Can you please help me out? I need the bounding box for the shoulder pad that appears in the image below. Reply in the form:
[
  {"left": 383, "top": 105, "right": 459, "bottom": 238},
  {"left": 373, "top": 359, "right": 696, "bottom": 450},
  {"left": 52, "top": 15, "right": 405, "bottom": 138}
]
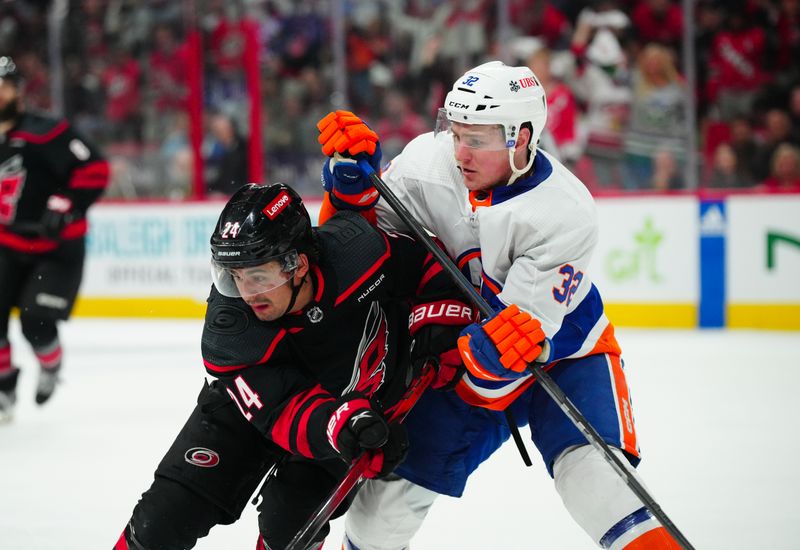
[
  {"left": 317, "top": 211, "right": 388, "bottom": 290},
  {"left": 13, "top": 112, "right": 69, "bottom": 141},
  {"left": 202, "top": 286, "right": 286, "bottom": 370}
]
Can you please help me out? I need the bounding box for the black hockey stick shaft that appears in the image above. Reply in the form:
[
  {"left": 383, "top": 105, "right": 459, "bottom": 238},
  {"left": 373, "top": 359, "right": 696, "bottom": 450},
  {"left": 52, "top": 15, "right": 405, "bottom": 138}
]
[
  {"left": 358, "top": 159, "right": 695, "bottom": 550},
  {"left": 286, "top": 365, "right": 436, "bottom": 550}
]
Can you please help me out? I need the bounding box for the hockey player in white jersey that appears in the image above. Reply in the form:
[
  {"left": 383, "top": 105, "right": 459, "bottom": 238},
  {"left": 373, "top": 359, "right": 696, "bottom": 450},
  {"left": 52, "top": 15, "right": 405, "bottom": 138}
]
[{"left": 316, "top": 61, "right": 681, "bottom": 549}]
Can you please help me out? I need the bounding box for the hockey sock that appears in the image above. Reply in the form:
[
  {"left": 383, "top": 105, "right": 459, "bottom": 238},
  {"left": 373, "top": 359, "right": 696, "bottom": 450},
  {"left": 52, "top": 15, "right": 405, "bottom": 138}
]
[
  {"left": 599, "top": 507, "right": 681, "bottom": 549},
  {"left": 0, "top": 340, "right": 11, "bottom": 373},
  {"left": 34, "top": 339, "right": 63, "bottom": 371},
  {"left": 34, "top": 339, "right": 62, "bottom": 405}
]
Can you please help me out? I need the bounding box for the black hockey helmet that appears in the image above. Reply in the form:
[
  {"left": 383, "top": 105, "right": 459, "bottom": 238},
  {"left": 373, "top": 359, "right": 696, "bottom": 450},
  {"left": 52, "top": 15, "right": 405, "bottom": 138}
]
[
  {"left": 210, "top": 183, "right": 318, "bottom": 297},
  {"left": 0, "top": 56, "right": 21, "bottom": 84}
]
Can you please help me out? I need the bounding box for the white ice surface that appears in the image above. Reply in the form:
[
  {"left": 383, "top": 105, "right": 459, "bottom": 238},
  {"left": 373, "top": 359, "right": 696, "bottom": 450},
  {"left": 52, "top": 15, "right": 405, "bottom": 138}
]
[{"left": 1, "top": 320, "right": 799, "bottom": 549}]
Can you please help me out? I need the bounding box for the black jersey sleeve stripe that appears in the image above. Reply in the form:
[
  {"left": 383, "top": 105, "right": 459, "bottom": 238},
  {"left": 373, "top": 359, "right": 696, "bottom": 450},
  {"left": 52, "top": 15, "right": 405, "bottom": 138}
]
[
  {"left": 270, "top": 385, "right": 334, "bottom": 458},
  {"left": 203, "top": 358, "right": 247, "bottom": 374},
  {"left": 9, "top": 120, "right": 69, "bottom": 144},
  {"left": 68, "top": 160, "right": 110, "bottom": 189},
  {"left": 334, "top": 232, "right": 391, "bottom": 306}
]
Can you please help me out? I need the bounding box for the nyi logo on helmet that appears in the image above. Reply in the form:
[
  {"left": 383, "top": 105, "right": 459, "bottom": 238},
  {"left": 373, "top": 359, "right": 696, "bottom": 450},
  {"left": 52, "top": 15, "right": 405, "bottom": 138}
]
[{"left": 262, "top": 191, "right": 291, "bottom": 220}]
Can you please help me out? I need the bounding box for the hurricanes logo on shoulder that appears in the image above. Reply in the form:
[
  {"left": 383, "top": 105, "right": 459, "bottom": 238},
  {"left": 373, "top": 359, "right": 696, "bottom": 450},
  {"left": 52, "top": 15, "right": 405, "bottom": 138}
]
[
  {"left": 184, "top": 447, "right": 220, "bottom": 468},
  {"left": 263, "top": 192, "right": 291, "bottom": 220}
]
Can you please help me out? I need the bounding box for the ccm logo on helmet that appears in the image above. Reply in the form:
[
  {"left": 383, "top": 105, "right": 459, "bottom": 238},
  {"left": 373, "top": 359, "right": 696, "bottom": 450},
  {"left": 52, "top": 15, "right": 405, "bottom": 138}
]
[
  {"left": 448, "top": 101, "right": 470, "bottom": 109},
  {"left": 263, "top": 191, "right": 291, "bottom": 220}
]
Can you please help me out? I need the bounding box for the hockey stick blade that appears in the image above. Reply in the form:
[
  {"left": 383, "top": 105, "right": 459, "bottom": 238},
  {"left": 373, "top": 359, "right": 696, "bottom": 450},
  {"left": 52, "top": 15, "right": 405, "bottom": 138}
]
[
  {"left": 357, "top": 159, "right": 695, "bottom": 550},
  {"left": 286, "top": 365, "right": 436, "bottom": 550}
]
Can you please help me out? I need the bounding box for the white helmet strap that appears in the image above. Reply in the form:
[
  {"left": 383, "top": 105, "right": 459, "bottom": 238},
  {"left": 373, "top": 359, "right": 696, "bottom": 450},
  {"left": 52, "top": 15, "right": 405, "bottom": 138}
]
[{"left": 507, "top": 137, "right": 536, "bottom": 186}]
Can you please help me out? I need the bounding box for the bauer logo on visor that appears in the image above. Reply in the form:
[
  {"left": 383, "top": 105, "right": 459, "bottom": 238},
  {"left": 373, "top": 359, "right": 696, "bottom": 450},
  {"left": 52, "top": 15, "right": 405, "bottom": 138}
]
[{"left": 262, "top": 191, "right": 291, "bottom": 220}]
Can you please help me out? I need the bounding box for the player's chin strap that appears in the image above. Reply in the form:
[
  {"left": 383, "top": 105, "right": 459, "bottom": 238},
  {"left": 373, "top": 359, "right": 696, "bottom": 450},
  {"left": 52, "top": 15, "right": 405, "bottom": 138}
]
[
  {"left": 506, "top": 143, "right": 536, "bottom": 186},
  {"left": 283, "top": 273, "right": 309, "bottom": 317}
]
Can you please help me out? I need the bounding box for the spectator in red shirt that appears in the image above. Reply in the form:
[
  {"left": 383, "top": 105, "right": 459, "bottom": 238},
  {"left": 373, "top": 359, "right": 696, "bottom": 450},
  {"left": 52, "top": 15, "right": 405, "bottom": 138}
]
[
  {"left": 149, "top": 24, "right": 189, "bottom": 114},
  {"left": 527, "top": 47, "right": 582, "bottom": 167},
  {"left": 16, "top": 52, "right": 50, "bottom": 112},
  {"left": 631, "top": 0, "right": 684, "bottom": 51},
  {"left": 774, "top": 0, "right": 800, "bottom": 75},
  {"left": 101, "top": 45, "right": 142, "bottom": 142},
  {"left": 510, "top": 0, "right": 573, "bottom": 50},
  {"left": 706, "top": 5, "right": 770, "bottom": 120}
]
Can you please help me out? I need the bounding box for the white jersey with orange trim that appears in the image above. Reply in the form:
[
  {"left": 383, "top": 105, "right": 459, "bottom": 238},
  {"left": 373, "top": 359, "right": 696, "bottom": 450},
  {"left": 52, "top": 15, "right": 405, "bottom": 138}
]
[{"left": 374, "top": 131, "right": 621, "bottom": 409}]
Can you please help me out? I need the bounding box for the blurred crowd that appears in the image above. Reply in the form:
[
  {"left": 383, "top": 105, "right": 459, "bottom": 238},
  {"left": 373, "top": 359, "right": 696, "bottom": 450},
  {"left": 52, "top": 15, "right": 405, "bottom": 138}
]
[{"left": 3, "top": 0, "right": 800, "bottom": 198}]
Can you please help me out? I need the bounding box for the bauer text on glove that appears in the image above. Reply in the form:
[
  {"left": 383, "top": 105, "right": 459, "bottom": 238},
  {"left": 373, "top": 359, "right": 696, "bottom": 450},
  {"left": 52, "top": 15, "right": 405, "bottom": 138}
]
[
  {"left": 409, "top": 299, "right": 476, "bottom": 390},
  {"left": 325, "top": 392, "right": 408, "bottom": 478}
]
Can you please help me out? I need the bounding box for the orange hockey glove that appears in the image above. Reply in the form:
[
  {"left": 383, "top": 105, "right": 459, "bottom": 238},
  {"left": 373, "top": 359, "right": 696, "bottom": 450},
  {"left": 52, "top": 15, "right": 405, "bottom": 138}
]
[
  {"left": 458, "top": 304, "right": 548, "bottom": 381},
  {"left": 317, "top": 110, "right": 379, "bottom": 157}
]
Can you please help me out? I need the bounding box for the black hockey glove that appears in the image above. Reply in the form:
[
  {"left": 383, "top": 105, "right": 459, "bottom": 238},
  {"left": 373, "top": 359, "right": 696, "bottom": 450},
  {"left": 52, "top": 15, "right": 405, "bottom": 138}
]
[
  {"left": 326, "top": 392, "right": 408, "bottom": 478},
  {"left": 39, "top": 195, "right": 75, "bottom": 239},
  {"left": 409, "top": 300, "right": 476, "bottom": 391}
]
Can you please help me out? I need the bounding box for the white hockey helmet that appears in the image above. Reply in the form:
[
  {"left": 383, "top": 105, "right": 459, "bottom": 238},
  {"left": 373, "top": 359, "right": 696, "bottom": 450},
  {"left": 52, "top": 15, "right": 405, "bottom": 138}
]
[{"left": 437, "top": 61, "right": 548, "bottom": 183}]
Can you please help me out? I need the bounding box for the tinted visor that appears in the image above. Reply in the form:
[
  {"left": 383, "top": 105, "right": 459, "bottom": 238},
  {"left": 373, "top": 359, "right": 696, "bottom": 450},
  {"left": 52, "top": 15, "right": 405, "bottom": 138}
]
[
  {"left": 211, "top": 250, "right": 299, "bottom": 298},
  {"left": 434, "top": 108, "right": 510, "bottom": 151}
]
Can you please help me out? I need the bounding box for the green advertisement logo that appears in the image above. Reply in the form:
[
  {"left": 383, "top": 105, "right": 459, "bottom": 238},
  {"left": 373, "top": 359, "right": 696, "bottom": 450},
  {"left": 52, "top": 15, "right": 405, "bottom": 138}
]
[
  {"left": 606, "top": 217, "right": 664, "bottom": 283},
  {"left": 767, "top": 231, "right": 800, "bottom": 270}
]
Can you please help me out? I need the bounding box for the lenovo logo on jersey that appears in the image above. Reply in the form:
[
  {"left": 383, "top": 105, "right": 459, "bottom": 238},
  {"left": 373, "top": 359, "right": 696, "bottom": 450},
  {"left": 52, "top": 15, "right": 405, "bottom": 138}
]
[
  {"left": 263, "top": 192, "right": 291, "bottom": 220},
  {"left": 448, "top": 101, "right": 470, "bottom": 109},
  {"left": 357, "top": 273, "right": 386, "bottom": 302}
]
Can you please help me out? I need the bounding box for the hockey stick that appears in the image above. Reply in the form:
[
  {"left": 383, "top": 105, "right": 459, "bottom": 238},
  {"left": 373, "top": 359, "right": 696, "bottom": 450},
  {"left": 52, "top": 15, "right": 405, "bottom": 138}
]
[
  {"left": 357, "top": 159, "right": 695, "bottom": 550},
  {"left": 286, "top": 364, "right": 436, "bottom": 550}
]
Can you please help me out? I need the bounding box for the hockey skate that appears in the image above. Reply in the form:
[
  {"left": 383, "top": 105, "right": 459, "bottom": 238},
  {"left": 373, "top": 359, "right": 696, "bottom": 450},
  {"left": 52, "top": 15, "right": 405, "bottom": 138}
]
[
  {"left": 0, "top": 367, "right": 20, "bottom": 423},
  {"left": 35, "top": 365, "right": 60, "bottom": 405}
]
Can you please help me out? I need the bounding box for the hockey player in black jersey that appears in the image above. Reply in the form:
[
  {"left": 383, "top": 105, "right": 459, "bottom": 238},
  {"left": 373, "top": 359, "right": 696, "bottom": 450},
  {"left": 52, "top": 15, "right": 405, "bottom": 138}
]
[
  {"left": 0, "top": 55, "right": 109, "bottom": 421},
  {"left": 114, "top": 183, "right": 474, "bottom": 550}
]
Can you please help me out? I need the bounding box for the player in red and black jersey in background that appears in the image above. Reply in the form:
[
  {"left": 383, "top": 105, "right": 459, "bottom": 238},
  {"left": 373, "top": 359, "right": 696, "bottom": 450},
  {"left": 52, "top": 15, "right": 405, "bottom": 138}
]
[
  {"left": 0, "top": 56, "right": 109, "bottom": 422},
  {"left": 114, "top": 183, "right": 474, "bottom": 550}
]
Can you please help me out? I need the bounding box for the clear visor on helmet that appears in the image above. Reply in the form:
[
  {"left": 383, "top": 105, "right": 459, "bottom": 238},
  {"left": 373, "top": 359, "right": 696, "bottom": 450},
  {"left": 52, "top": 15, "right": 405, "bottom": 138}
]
[
  {"left": 434, "top": 108, "right": 510, "bottom": 151},
  {"left": 211, "top": 250, "right": 299, "bottom": 298}
]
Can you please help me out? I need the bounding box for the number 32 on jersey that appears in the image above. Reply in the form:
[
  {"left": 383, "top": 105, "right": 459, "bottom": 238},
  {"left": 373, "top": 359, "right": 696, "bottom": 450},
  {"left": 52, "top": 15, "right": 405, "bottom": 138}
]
[{"left": 552, "top": 264, "right": 583, "bottom": 307}]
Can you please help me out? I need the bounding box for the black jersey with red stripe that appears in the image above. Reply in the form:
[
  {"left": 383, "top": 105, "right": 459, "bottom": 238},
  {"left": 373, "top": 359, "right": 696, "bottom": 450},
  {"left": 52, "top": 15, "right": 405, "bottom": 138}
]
[
  {"left": 0, "top": 112, "right": 109, "bottom": 253},
  {"left": 202, "top": 211, "right": 460, "bottom": 461}
]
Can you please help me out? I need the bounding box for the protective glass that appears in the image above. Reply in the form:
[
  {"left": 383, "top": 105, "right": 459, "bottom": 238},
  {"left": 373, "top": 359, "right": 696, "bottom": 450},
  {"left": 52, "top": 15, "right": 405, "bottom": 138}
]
[
  {"left": 211, "top": 250, "right": 299, "bottom": 298},
  {"left": 434, "top": 108, "right": 510, "bottom": 151}
]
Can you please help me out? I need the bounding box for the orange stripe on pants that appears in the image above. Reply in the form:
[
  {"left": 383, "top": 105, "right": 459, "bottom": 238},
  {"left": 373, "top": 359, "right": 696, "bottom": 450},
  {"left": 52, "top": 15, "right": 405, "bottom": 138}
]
[{"left": 609, "top": 354, "right": 639, "bottom": 459}]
